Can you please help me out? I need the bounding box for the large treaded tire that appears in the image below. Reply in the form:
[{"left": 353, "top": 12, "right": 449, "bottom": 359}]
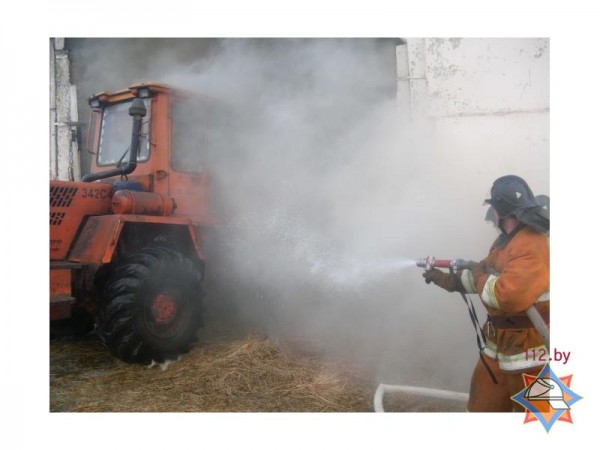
[{"left": 96, "top": 247, "right": 204, "bottom": 364}]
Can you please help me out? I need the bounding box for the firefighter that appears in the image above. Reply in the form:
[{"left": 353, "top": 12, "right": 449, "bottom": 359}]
[{"left": 423, "top": 175, "right": 550, "bottom": 412}]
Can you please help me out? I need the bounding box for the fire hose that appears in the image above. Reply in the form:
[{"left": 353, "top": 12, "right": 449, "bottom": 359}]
[{"left": 374, "top": 384, "right": 468, "bottom": 413}]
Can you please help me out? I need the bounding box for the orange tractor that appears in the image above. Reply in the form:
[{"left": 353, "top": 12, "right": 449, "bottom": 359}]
[{"left": 50, "top": 82, "right": 221, "bottom": 364}]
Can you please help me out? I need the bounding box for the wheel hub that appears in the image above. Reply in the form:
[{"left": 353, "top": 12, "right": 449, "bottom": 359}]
[{"left": 151, "top": 293, "right": 178, "bottom": 325}]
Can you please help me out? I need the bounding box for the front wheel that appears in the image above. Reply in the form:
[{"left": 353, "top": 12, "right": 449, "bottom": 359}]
[{"left": 96, "top": 247, "right": 204, "bottom": 364}]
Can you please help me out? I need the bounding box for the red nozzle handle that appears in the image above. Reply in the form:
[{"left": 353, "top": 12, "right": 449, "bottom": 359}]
[
  {"left": 416, "top": 257, "right": 471, "bottom": 270},
  {"left": 416, "top": 256, "right": 448, "bottom": 270},
  {"left": 432, "top": 259, "right": 452, "bottom": 268}
]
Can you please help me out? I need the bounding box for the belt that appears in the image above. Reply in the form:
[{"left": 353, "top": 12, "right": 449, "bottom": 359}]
[{"left": 488, "top": 309, "right": 550, "bottom": 329}]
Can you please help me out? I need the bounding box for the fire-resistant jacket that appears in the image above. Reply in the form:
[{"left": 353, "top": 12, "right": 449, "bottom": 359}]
[{"left": 460, "top": 226, "right": 550, "bottom": 372}]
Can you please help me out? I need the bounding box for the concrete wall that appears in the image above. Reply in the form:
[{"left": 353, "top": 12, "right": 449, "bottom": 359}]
[{"left": 414, "top": 38, "right": 548, "bottom": 117}]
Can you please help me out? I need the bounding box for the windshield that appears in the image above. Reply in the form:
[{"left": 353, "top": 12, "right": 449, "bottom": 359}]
[{"left": 97, "top": 99, "right": 151, "bottom": 166}]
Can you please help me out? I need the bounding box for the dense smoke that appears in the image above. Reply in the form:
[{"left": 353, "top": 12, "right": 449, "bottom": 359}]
[{"left": 68, "top": 38, "right": 548, "bottom": 392}]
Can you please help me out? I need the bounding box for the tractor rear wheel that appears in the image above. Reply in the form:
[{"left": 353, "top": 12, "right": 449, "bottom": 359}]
[{"left": 96, "top": 247, "right": 204, "bottom": 364}]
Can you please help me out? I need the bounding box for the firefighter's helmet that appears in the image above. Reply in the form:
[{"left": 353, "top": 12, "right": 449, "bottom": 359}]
[{"left": 484, "top": 175, "right": 537, "bottom": 218}]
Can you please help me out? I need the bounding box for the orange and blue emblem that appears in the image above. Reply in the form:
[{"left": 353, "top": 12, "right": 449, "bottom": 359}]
[{"left": 511, "top": 364, "right": 582, "bottom": 432}]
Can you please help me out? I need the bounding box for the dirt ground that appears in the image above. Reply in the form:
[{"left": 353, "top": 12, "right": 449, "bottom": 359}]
[{"left": 50, "top": 326, "right": 466, "bottom": 413}]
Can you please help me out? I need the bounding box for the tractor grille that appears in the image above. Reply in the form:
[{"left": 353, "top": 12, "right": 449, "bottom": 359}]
[
  {"left": 50, "top": 212, "right": 66, "bottom": 226},
  {"left": 50, "top": 186, "right": 78, "bottom": 207}
]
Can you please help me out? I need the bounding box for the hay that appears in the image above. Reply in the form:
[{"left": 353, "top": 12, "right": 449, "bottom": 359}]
[{"left": 50, "top": 334, "right": 373, "bottom": 412}]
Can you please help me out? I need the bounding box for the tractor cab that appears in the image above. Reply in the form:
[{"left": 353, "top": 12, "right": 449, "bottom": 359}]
[
  {"left": 50, "top": 82, "right": 225, "bottom": 363},
  {"left": 84, "top": 82, "right": 226, "bottom": 221}
]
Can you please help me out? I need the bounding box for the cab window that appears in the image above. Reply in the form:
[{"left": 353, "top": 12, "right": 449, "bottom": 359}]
[{"left": 97, "top": 99, "right": 151, "bottom": 166}]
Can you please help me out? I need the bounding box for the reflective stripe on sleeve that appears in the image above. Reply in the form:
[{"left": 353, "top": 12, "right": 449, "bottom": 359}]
[
  {"left": 460, "top": 270, "right": 477, "bottom": 294},
  {"left": 481, "top": 274, "right": 500, "bottom": 309}
]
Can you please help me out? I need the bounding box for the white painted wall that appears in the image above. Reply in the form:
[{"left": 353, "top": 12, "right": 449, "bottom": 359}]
[
  {"left": 422, "top": 38, "right": 548, "bottom": 117},
  {"left": 50, "top": 38, "right": 81, "bottom": 181},
  {"left": 397, "top": 38, "right": 549, "bottom": 255}
]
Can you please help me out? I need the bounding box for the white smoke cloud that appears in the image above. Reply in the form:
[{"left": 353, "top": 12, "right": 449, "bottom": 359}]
[{"left": 69, "top": 38, "right": 548, "bottom": 392}]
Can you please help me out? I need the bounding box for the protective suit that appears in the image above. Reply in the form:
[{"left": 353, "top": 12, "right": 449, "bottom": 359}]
[{"left": 424, "top": 175, "right": 550, "bottom": 412}]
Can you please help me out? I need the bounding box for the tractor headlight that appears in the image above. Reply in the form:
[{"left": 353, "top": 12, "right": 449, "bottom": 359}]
[{"left": 90, "top": 98, "right": 101, "bottom": 108}]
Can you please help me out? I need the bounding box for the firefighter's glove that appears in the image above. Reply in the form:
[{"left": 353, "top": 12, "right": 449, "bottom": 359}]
[{"left": 422, "top": 268, "right": 461, "bottom": 293}]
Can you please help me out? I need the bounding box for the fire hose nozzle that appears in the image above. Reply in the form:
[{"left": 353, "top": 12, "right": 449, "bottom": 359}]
[
  {"left": 416, "top": 256, "right": 476, "bottom": 271},
  {"left": 416, "top": 256, "right": 436, "bottom": 270}
]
